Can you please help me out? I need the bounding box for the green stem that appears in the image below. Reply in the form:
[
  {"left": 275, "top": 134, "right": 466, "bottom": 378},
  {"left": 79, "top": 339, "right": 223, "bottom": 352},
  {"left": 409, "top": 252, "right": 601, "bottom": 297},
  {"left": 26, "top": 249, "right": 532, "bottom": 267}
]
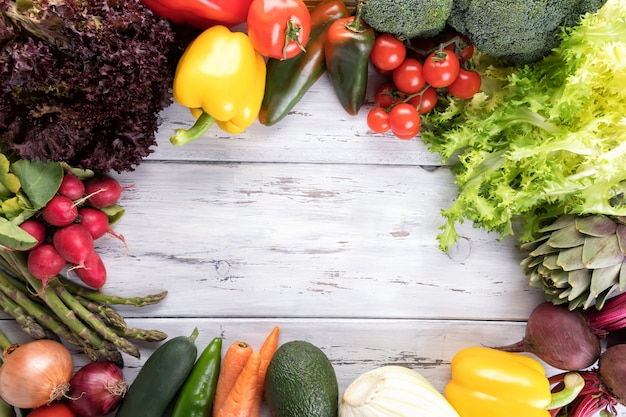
[
  {"left": 114, "top": 327, "right": 168, "bottom": 342},
  {"left": 52, "top": 285, "right": 140, "bottom": 358},
  {"left": 547, "top": 372, "right": 585, "bottom": 410},
  {"left": 347, "top": 0, "right": 367, "bottom": 32},
  {"left": 0, "top": 327, "right": 12, "bottom": 351},
  {"left": 75, "top": 294, "right": 127, "bottom": 330},
  {"left": 170, "top": 111, "right": 216, "bottom": 146},
  {"left": 0, "top": 290, "right": 57, "bottom": 341},
  {"left": 56, "top": 276, "right": 167, "bottom": 306}
]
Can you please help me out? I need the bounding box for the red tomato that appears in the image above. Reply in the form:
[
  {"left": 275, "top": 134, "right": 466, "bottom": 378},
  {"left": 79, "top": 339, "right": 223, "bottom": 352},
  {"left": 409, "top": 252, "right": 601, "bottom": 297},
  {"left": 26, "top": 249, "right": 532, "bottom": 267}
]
[
  {"left": 423, "top": 50, "right": 461, "bottom": 88},
  {"left": 370, "top": 33, "right": 407, "bottom": 72},
  {"left": 247, "top": 0, "right": 311, "bottom": 60},
  {"left": 28, "top": 402, "right": 76, "bottom": 417},
  {"left": 389, "top": 103, "right": 421, "bottom": 139},
  {"left": 367, "top": 108, "right": 391, "bottom": 134},
  {"left": 408, "top": 86, "right": 438, "bottom": 114},
  {"left": 374, "top": 82, "right": 406, "bottom": 109},
  {"left": 392, "top": 58, "right": 426, "bottom": 95},
  {"left": 442, "top": 31, "right": 475, "bottom": 61},
  {"left": 447, "top": 69, "right": 482, "bottom": 99}
]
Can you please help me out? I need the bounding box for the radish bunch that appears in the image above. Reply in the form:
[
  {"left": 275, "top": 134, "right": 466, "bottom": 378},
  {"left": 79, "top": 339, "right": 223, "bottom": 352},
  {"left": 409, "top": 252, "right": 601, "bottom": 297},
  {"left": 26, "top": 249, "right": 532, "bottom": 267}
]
[{"left": 21, "top": 173, "right": 126, "bottom": 290}]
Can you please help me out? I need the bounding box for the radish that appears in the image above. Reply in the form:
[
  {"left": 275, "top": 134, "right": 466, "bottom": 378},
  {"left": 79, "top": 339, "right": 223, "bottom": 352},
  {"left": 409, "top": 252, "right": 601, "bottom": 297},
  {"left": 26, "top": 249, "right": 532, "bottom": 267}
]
[
  {"left": 73, "top": 250, "right": 107, "bottom": 289},
  {"left": 78, "top": 207, "right": 111, "bottom": 240},
  {"left": 78, "top": 207, "right": 127, "bottom": 251},
  {"left": 41, "top": 195, "right": 78, "bottom": 226},
  {"left": 84, "top": 175, "right": 123, "bottom": 208},
  {"left": 27, "top": 243, "right": 66, "bottom": 286},
  {"left": 19, "top": 219, "right": 47, "bottom": 249},
  {"left": 58, "top": 172, "right": 85, "bottom": 200},
  {"left": 53, "top": 223, "right": 94, "bottom": 265}
]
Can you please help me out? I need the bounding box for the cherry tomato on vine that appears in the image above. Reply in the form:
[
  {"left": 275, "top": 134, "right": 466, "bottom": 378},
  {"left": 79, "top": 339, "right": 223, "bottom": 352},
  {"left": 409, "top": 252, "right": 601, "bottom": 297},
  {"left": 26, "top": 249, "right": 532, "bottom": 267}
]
[
  {"left": 27, "top": 402, "right": 76, "bottom": 417},
  {"left": 423, "top": 50, "right": 460, "bottom": 88},
  {"left": 247, "top": 0, "right": 311, "bottom": 60},
  {"left": 392, "top": 58, "right": 426, "bottom": 95},
  {"left": 370, "top": 33, "right": 407, "bottom": 72},
  {"left": 447, "top": 68, "right": 482, "bottom": 99},
  {"left": 442, "top": 31, "right": 475, "bottom": 61},
  {"left": 367, "top": 108, "right": 391, "bottom": 134},
  {"left": 389, "top": 103, "right": 421, "bottom": 139},
  {"left": 408, "top": 86, "right": 438, "bottom": 114},
  {"left": 374, "top": 82, "right": 406, "bottom": 109}
]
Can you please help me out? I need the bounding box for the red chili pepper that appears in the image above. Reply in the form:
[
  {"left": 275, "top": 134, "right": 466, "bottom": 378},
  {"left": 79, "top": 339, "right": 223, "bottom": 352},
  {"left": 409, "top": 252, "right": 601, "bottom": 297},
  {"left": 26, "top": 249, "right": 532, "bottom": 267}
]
[{"left": 139, "top": 0, "right": 253, "bottom": 29}]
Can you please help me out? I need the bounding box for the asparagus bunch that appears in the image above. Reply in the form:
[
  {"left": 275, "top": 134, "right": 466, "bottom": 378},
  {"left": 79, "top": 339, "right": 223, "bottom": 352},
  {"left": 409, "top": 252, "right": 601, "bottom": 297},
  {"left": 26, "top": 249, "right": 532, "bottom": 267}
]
[{"left": 0, "top": 249, "right": 167, "bottom": 367}]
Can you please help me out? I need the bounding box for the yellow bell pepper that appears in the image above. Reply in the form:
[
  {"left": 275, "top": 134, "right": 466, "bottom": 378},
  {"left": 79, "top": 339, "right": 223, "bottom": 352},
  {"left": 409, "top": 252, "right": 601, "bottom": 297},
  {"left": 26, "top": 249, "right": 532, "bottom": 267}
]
[
  {"left": 445, "top": 346, "right": 584, "bottom": 417},
  {"left": 170, "top": 25, "right": 264, "bottom": 145}
]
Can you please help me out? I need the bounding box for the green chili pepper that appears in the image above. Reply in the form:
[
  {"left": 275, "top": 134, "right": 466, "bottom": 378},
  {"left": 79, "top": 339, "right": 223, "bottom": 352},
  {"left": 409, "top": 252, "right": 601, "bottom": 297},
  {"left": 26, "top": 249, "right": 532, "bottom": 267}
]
[
  {"left": 324, "top": 0, "right": 374, "bottom": 116},
  {"left": 171, "top": 336, "right": 223, "bottom": 417},
  {"left": 258, "top": 0, "right": 350, "bottom": 126}
]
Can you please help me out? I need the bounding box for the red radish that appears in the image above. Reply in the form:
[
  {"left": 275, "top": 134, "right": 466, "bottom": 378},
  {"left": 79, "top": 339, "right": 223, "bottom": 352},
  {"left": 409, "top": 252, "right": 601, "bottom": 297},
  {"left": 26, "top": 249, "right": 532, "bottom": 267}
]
[
  {"left": 78, "top": 207, "right": 127, "bottom": 250},
  {"left": 19, "top": 219, "right": 47, "bottom": 249},
  {"left": 27, "top": 243, "right": 66, "bottom": 286},
  {"left": 53, "top": 223, "right": 94, "bottom": 265},
  {"left": 84, "top": 175, "right": 123, "bottom": 208},
  {"left": 73, "top": 250, "right": 107, "bottom": 289},
  {"left": 41, "top": 195, "right": 78, "bottom": 226},
  {"left": 58, "top": 172, "right": 85, "bottom": 200},
  {"left": 78, "top": 207, "right": 110, "bottom": 240}
]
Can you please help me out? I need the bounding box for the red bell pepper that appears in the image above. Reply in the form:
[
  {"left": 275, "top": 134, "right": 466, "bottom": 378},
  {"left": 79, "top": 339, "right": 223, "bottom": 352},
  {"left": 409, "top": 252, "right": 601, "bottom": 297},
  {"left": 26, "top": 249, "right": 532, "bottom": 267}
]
[{"left": 140, "top": 0, "right": 253, "bottom": 29}]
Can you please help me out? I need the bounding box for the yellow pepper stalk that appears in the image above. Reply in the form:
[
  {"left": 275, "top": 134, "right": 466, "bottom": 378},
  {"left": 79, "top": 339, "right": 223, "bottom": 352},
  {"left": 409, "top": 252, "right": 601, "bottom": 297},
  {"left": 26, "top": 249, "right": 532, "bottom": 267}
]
[
  {"left": 445, "top": 346, "right": 584, "bottom": 417},
  {"left": 170, "top": 25, "right": 264, "bottom": 145}
]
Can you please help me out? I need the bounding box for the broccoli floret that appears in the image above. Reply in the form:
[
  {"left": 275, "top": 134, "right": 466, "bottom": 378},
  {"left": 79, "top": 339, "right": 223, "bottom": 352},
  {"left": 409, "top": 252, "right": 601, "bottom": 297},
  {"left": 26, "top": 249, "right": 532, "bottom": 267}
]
[
  {"left": 361, "top": 0, "right": 453, "bottom": 39},
  {"left": 447, "top": 0, "right": 607, "bottom": 64}
]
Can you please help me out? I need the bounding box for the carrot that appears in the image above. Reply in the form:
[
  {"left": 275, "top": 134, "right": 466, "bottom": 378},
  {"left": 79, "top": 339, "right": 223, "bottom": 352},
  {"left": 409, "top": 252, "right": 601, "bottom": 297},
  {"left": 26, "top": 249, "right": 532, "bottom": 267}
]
[
  {"left": 213, "top": 341, "right": 253, "bottom": 417},
  {"left": 249, "top": 326, "right": 280, "bottom": 417},
  {"left": 216, "top": 351, "right": 261, "bottom": 417}
]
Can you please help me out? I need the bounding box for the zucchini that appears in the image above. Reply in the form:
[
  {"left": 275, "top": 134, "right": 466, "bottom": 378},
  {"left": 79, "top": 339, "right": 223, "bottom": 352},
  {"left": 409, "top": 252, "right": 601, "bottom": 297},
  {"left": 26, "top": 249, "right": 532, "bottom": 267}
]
[{"left": 115, "top": 328, "right": 199, "bottom": 417}]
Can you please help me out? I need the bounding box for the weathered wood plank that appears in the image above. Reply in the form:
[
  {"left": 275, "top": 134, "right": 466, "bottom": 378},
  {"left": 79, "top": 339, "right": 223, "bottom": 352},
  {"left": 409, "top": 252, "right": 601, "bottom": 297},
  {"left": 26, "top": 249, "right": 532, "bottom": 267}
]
[
  {"left": 91, "top": 161, "right": 543, "bottom": 322},
  {"left": 149, "top": 70, "right": 444, "bottom": 166}
]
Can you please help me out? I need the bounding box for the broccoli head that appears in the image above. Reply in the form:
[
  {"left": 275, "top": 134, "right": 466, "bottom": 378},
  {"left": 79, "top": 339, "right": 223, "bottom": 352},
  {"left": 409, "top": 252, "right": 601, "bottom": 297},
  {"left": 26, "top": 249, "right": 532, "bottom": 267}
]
[
  {"left": 361, "top": 0, "right": 453, "bottom": 39},
  {"left": 447, "top": 0, "right": 607, "bottom": 64}
]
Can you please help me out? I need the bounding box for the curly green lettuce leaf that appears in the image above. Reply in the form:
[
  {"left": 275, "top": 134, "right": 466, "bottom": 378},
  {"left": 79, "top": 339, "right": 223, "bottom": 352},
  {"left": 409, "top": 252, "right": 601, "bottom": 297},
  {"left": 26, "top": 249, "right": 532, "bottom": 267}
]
[{"left": 421, "top": 0, "right": 626, "bottom": 252}]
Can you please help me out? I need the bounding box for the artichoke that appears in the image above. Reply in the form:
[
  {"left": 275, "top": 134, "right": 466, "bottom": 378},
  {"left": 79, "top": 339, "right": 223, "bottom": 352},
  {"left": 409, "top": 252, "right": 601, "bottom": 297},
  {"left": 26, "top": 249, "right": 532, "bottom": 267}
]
[{"left": 521, "top": 215, "right": 626, "bottom": 311}]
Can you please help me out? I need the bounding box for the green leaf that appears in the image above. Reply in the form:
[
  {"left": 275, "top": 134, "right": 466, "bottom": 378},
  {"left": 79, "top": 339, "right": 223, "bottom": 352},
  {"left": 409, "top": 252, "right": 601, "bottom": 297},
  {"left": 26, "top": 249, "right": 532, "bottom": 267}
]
[
  {"left": 0, "top": 217, "right": 38, "bottom": 250},
  {"left": 11, "top": 158, "right": 63, "bottom": 210},
  {"left": 1, "top": 197, "right": 25, "bottom": 220},
  {"left": 0, "top": 154, "right": 21, "bottom": 199},
  {"left": 99, "top": 204, "right": 125, "bottom": 226}
]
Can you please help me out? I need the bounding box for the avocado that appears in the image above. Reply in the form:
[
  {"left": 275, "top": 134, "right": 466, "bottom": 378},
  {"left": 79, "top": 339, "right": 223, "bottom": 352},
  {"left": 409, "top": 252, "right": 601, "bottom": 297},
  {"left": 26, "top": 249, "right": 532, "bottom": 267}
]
[{"left": 264, "top": 340, "right": 339, "bottom": 417}]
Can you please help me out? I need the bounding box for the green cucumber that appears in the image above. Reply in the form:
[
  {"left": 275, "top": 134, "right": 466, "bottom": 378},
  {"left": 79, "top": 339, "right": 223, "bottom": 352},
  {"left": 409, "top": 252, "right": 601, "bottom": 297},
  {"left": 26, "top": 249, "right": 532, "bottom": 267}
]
[{"left": 115, "top": 328, "right": 199, "bottom": 417}]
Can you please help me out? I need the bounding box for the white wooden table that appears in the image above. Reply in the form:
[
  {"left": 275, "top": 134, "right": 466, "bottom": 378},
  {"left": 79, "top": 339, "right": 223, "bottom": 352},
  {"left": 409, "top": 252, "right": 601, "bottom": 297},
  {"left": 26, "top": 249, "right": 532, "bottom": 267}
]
[{"left": 2, "top": 68, "right": 622, "bottom": 416}]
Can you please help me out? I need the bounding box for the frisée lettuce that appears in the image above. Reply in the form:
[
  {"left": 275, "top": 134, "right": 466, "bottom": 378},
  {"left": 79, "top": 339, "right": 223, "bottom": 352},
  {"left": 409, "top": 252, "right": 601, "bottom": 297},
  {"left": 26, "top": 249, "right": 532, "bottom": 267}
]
[{"left": 420, "top": 0, "right": 626, "bottom": 252}]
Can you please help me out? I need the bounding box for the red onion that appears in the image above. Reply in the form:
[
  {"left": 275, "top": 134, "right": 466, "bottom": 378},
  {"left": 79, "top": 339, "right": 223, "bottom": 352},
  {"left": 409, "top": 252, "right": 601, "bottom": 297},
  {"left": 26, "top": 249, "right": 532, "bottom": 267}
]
[
  {"left": 67, "top": 361, "right": 127, "bottom": 417},
  {"left": 492, "top": 302, "right": 601, "bottom": 370}
]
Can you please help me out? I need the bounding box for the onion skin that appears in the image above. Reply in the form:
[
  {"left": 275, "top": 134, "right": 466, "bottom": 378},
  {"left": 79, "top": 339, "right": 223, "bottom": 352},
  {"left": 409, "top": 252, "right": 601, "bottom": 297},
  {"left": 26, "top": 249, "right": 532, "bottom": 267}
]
[
  {"left": 599, "top": 344, "right": 626, "bottom": 406},
  {"left": 0, "top": 340, "right": 73, "bottom": 409},
  {"left": 493, "top": 302, "right": 601, "bottom": 370},
  {"left": 67, "top": 361, "right": 127, "bottom": 417}
]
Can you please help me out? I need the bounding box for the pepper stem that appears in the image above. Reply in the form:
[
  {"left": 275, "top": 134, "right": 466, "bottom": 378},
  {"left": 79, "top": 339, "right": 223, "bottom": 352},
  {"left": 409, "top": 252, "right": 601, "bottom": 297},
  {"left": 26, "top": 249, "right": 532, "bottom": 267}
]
[
  {"left": 346, "top": 0, "right": 367, "bottom": 32},
  {"left": 547, "top": 372, "right": 585, "bottom": 410},
  {"left": 170, "top": 110, "right": 216, "bottom": 146}
]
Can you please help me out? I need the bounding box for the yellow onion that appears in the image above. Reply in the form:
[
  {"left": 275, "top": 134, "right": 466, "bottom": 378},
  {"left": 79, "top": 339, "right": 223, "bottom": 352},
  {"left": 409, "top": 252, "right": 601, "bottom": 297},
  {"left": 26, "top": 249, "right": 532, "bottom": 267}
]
[
  {"left": 0, "top": 339, "right": 74, "bottom": 408},
  {"left": 339, "top": 365, "right": 460, "bottom": 417}
]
